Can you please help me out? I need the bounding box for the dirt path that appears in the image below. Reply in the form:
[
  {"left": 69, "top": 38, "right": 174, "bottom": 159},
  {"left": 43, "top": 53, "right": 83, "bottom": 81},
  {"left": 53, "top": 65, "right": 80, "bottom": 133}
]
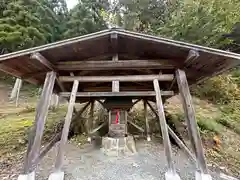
[{"left": 36, "top": 140, "right": 224, "bottom": 180}]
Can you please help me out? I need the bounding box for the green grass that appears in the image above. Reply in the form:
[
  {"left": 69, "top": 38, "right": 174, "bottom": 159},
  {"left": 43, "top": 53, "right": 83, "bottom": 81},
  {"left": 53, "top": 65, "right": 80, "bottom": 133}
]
[
  {"left": 0, "top": 103, "right": 67, "bottom": 159},
  {"left": 197, "top": 117, "right": 223, "bottom": 135},
  {"left": 216, "top": 101, "right": 240, "bottom": 135}
]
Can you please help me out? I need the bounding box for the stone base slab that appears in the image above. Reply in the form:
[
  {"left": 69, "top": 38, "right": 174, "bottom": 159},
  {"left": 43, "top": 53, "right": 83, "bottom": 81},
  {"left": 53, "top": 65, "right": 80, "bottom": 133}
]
[
  {"left": 101, "top": 135, "right": 137, "bottom": 156},
  {"left": 195, "top": 171, "right": 212, "bottom": 180},
  {"left": 18, "top": 171, "right": 35, "bottom": 180},
  {"left": 165, "top": 171, "right": 181, "bottom": 180},
  {"left": 48, "top": 171, "right": 64, "bottom": 180}
]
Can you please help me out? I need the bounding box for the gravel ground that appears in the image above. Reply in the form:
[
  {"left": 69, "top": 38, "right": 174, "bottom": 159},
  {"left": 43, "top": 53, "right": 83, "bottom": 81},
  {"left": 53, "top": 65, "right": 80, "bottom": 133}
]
[{"left": 36, "top": 139, "right": 224, "bottom": 180}]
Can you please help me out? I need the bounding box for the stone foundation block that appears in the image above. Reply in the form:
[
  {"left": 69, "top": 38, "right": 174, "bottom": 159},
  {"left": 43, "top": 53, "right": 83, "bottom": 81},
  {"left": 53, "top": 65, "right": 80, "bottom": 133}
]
[
  {"left": 48, "top": 171, "right": 64, "bottom": 180},
  {"left": 195, "top": 171, "right": 212, "bottom": 180},
  {"left": 18, "top": 171, "right": 35, "bottom": 180},
  {"left": 165, "top": 171, "right": 181, "bottom": 180},
  {"left": 101, "top": 135, "right": 137, "bottom": 156}
]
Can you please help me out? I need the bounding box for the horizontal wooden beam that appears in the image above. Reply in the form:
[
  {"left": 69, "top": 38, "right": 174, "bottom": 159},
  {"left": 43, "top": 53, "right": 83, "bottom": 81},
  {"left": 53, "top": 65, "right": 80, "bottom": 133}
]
[
  {"left": 60, "top": 91, "right": 174, "bottom": 97},
  {"left": 59, "top": 74, "right": 174, "bottom": 82},
  {"left": 56, "top": 60, "right": 176, "bottom": 70}
]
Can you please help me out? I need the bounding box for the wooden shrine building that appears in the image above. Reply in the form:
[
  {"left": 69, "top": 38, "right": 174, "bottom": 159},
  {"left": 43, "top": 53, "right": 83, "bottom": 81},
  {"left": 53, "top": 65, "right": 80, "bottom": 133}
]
[{"left": 0, "top": 28, "right": 240, "bottom": 180}]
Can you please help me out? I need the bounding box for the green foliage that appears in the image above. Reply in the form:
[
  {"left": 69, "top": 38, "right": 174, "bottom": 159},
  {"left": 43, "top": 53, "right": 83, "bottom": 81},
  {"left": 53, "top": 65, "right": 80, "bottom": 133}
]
[
  {"left": 192, "top": 74, "right": 240, "bottom": 104},
  {"left": 197, "top": 117, "right": 222, "bottom": 135},
  {"left": 225, "top": 23, "right": 240, "bottom": 53},
  {"left": 63, "top": 0, "right": 108, "bottom": 38},
  {"left": 157, "top": 0, "right": 240, "bottom": 48},
  {"left": 217, "top": 100, "right": 240, "bottom": 134},
  {"left": 0, "top": 104, "right": 66, "bottom": 157},
  {"left": 166, "top": 110, "right": 222, "bottom": 135},
  {"left": 0, "top": 0, "right": 68, "bottom": 53},
  {"left": 107, "top": 0, "right": 176, "bottom": 32}
]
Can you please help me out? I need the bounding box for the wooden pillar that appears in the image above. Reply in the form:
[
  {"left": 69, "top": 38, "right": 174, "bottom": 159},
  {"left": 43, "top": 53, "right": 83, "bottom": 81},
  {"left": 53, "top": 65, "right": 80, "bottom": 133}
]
[
  {"left": 23, "top": 71, "right": 56, "bottom": 174},
  {"left": 88, "top": 100, "right": 95, "bottom": 141},
  {"left": 10, "top": 78, "right": 21, "bottom": 100},
  {"left": 146, "top": 100, "right": 195, "bottom": 162},
  {"left": 153, "top": 79, "right": 180, "bottom": 179},
  {"left": 144, "top": 100, "right": 151, "bottom": 141},
  {"left": 112, "top": 55, "right": 119, "bottom": 92},
  {"left": 125, "top": 111, "right": 128, "bottom": 135},
  {"left": 50, "top": 93, "right": 59, "bottom": 110},
  {"left": 54, "top": 80, "right": 79, "bottom": 172},
  {"left": 176, "top": 69, "right": 209, "bottom": 175},
  {"left": 15, "top": 78, "right": 22, "bottom": 107},
  {"left": 10, "top": 78, "right": 22, "bottom": 107}
]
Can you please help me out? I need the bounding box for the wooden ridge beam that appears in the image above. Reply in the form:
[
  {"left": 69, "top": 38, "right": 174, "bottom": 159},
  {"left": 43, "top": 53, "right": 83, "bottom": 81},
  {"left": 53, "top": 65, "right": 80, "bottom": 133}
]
[
  {"left": 60, "top": 91, "right": 174, "bottom": 97},
  {"left": 59, "top": 74, "right": 174, "bottom": 82},
  {"left": 56, "top": 60, "right": 176, "bottom": 70}
]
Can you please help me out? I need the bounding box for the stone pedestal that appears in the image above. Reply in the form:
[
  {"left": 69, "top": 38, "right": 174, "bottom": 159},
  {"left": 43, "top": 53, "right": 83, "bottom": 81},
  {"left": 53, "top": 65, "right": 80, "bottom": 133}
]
[
  {"left": 48, "top": 171, "right": 64, "bottom": 180},
  {"left": 195, "top": 171, "right": 212, "bottom": 180},
  {"left": 101, "top": 135, "right": 137, "bottom": 156},
  {"left": 165, "top": 171, "right": 181, "bottom": 180},
  {"left": 18, "top": 171, "right": 35, "bottom": 180}
]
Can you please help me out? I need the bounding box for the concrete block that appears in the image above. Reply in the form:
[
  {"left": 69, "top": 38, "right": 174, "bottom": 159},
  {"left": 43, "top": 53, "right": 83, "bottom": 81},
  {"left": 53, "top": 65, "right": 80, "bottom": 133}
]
[
  {"left": 165, "top": 171, "right": 181, "bottom": 180},
  {"left": 18, "top": 171, "right": 35, "bottom": 180},
  {"left": 101, "top": 135, "right": 137, "bottom": 156},
  {"left": 147, "top": 136, "right": 151, "bottom": 141},
  {"left": 87, "top": 137, "right": 91, "bottom": 142},
  {"left": 195, "top": 171, "right": 212, "bottom": 180},
  {"left": 48, "top": 171, "right": 64, "bottom": 180}
]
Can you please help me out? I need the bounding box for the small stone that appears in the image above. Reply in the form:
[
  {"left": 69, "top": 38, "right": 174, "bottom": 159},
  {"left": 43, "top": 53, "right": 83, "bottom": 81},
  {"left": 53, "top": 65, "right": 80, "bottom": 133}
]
[
  {"left": 132, "top": 162, "right": 139, "bottom": 167},
  {"left": 219, "top": 166, "right": 226, "bottom": 170}
]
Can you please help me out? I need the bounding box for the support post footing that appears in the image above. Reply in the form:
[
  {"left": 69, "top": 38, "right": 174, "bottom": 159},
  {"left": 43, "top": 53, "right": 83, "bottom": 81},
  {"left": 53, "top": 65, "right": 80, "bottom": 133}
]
[
  {"left": 165, "top": 171, "right": 181, "bottom": 180},
  {"left": 18, "top": 171, "right": 35, "bottom": 180},
  {"left": 195, "top": 171, "right": 212, "bottom": 180},
  {"left": 147, "top": 135, "right": 151, "bottom": 141},
  {"left": 87, "top": 137, "right": 92, "bottom": 142},
  {"left": 48, "top": 171, "right": 64, "bottom": 180}
]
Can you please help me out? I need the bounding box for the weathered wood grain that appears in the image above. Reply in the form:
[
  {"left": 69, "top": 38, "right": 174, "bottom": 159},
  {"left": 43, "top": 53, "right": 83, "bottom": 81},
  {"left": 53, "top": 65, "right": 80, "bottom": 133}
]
[
  {"left": 59, "top": 74, "right": 174, "bottom": 82},
  {"left": 60, "top": 91, "right": 174, "bottom": 97},
  {"left": 30, "top": 52, "right": 55, "bottom": 70},
  {"left": 23, "top": 71, "right": 56, "bottom": 173},
  {"left": 15, "top": 78, "right": 22, "bottom": 107},
  {"left": 176, "top": 69, "right": 208, "bottom": 173},
  {"left": 146, "top": 100, "right": 195, "bottom": 161},
  {"left": 144, "top": 100, "right": 151, "bottom": 139},
  {"left": 56, "top": 60, "right": 176, "bottom": 70},
  {"left": 153, "top": 79, "right": 176, "bottom": 173},
  {"left": 54, "top": 79, "right": 79, "bottom": 170}
]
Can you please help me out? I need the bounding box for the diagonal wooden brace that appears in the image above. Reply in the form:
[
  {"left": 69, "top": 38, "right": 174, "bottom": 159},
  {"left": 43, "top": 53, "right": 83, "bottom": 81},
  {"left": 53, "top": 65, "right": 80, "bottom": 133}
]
[
  {"left": 21, "top": 71, "right": 56, "bottom": 178},
  {"left": 153, "top": 79, "right": 181, "bottom": 179}
]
